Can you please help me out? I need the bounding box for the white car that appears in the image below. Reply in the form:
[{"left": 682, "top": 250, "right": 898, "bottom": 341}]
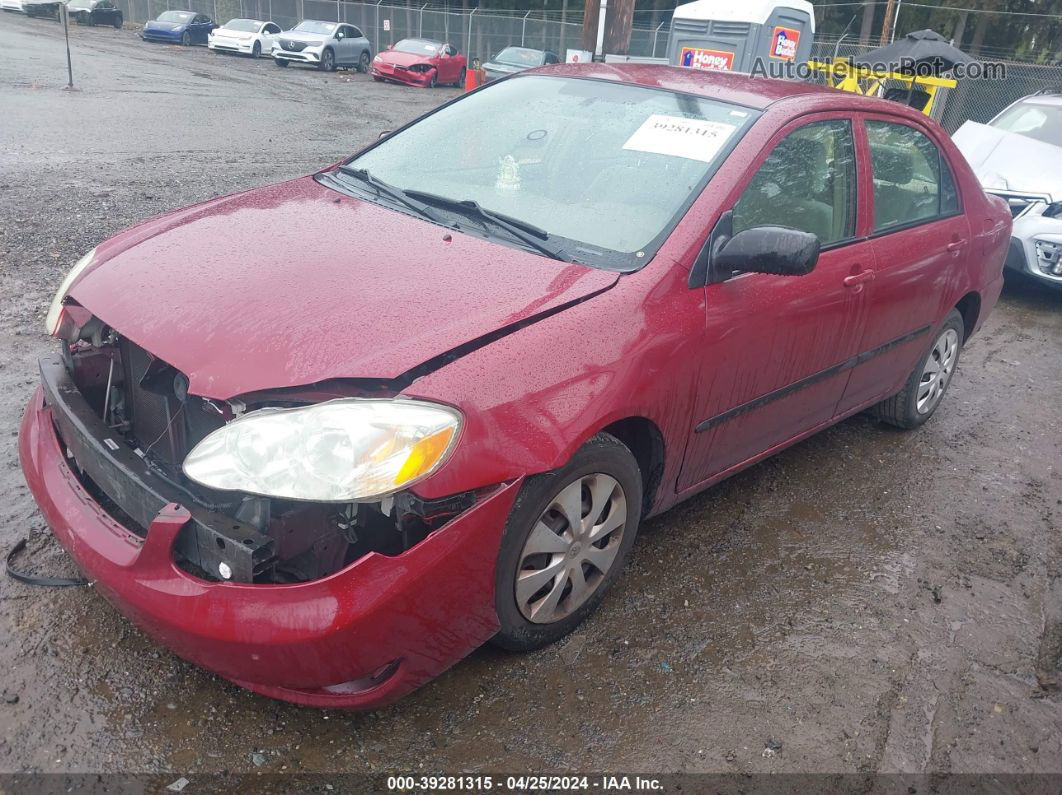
[
  {"left": 953, "top": 89, "right": 1062, "bottom": 290},
  {"left": 1, "top": 0, "right": 26, "bottom": 12},
  {"left": 208, "top": 18, "right": 281, "bottom": 57}
]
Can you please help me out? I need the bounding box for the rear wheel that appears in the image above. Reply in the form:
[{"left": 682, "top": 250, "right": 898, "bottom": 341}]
[
  {"left": 251, "top": 40, "right": 261, "bottom": 57},
  {"left": 319, "top": 48, "right": 335, "bottom": 71},
  {"left": 180, "top": 31, "right": 190, "bottom": 46},
  {"left": 491, "top": 433, "right": 642, "bottom": 651},
  {"left": 873, "top": 309, "right": 964, "bottom": 429},
  {"left": 112, "top": 12, "right": 122, "bottom": 28},
  {"left": 358, "top": 50, "right": 370, "bottom": 73}
]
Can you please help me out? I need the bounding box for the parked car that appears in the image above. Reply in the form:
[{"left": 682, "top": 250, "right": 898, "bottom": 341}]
[
  {"left": 371, "top": 37, "right": 466, "bottom": 87},
  {"left": 141, "top": 10, "right": 215, "bottom": 45},
  {"left": 0, "top": 0, "right": 25, "bottom": 12},
  {"left": 22, "top": 65, "right": 1009, "bottom": 709},
  {"left": 482, "top": 46, "right": 559, "bottom": 82},
  {"left": 208, "top": 18, "right": 280, "bottom": 58},
  {"left": 953, "top": 89, "right": 1062, "bottom": 290},
  {"left": 272, "top": 20, "right": 371, "bottom": 72},
  {"left": 24, "top": 0, "right": 64, "bottom": 19},
  {"left": 66, "top": 0, "right": 120, "bottom": 27}
]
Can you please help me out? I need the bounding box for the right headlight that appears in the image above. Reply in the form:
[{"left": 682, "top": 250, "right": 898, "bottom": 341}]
[{"left": 182, "top": 398, "right": 462, "bottom": 502}]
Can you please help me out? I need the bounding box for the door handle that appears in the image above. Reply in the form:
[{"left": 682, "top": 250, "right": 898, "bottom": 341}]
[
  {"left": 946, "top": 239, "right": 967, "bottom": 255},
  {"left": 843, "top": 269, "right": 875, "bottom": 288}
]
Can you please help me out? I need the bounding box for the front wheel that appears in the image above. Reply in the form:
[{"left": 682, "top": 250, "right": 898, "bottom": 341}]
[
  {"left": 873, "top": 309, "right": 964, "bottom": 429},
  {"left": 112, "top": 12, "right": 121, "bottom": 27},
  {"left": 491, "top": 433, "right": 642, "bottom": 651},
  {"left": 180, "top": 31, "right": 190, "bottom": 46},
  {"left": 251, "top": 40, "right": 261, "bottom": 57},
  {"left": 273, "top": 57, "right": 288, "bottom": 67},
  {"left": 428, "top": 70, "right": 437, "bottom": 88},
  {"left": 318, "top": 48, "right": 335, "bottom": 71},
  {"left": 454, "top": 66, "right": 466, "bottom": 87}
]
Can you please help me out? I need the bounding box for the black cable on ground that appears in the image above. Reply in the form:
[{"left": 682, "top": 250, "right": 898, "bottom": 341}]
[{"left": 5, "top": 538, "right": 88, "bottom": 587}]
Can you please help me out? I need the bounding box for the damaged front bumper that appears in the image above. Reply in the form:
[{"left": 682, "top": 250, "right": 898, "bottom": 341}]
[{"left": 19, "top": 366, "right": 519, "bottom": 708}]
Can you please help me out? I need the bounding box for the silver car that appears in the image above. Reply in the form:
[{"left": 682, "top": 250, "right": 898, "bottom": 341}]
[
  {"left": 482, "top": 46, "right": 559, "bottom": 82},
  {"left": 273, "top": 20, "right": 372, "bottom": 72},
  {"left": 953, "top": 89, "right": 1062, "bottom": 290}
]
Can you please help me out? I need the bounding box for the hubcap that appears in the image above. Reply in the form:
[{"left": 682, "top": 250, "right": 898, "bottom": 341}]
[
  {"left": 515, "top": 473, "right": 627, "bottom": 624},
  {"left": 917, "top": 328, "right": 959, "bottom": 414}
]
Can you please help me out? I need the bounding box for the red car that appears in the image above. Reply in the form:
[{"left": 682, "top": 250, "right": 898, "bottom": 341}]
[
  {"left": 371, "top": 37, "right": 466, "bottom": 87},
  {"left": 20, "top": 65, "right": 1010, "bottom": 708}
]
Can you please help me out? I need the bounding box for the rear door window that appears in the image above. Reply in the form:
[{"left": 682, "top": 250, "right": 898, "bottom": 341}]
[
  {"left": 732, "top": 120, "right": 857, "bottom": 246},
  {"left": 866, "top": 120, "right": 960, "bottom": 231}
]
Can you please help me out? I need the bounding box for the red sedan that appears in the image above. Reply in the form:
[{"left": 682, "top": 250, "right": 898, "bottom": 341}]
[
  {"left": 21, "top": 65, "right": 1010, "bottom": 708},
  {"left": 371, "top": 37, "right": 466, "bottom": 87}
]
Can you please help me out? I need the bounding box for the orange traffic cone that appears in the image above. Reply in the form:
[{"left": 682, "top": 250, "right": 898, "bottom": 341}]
[{"left": 464, "top": 67, "right": 480, "bottom": 92}]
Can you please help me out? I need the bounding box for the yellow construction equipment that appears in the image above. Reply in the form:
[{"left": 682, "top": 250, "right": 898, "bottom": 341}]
[{"left": 807, "top": 59, "right": 957, "bottom": 116}]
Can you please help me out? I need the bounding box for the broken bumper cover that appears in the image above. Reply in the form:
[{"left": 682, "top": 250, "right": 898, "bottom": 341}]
[
  {"left": 19, "top": 372, "right": 517, "bottom": 708},
  {"left": 371, "top": 65, "right": 433, "bottom": 86}
]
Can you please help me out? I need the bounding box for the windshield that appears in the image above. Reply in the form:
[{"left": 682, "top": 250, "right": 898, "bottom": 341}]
[
  {"left": 222, "top": 19, "right": 259, "bottom": 32},
  {"left": 393, "top": 39, "right": 441, "bottom": 55},
  {"left": 158, "top": 10, "right": 193, "bottom": 22},
  {"left": 495, "top": 47, "right": 544, "bottom": 67},
  {"left": 991, "top": 100, "right": 1062, "bottom": 147},
  {"left": 66, "top": 0, "right": 92, "bottom": 7},
  {"left": 341, "top": 75, "right": 757, "bottom": 269},
  {"left": 293, "top": 20, "right": 336, "bottom": 34}
]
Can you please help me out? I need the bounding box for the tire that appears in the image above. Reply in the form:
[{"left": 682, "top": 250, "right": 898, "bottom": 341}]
[
  {"left": 873, "top": 309, "right": 964, "bottom": 430},
  {"left": 251, "top": 40, "right": 260, "bottom": 57},
  {"left": 357, "top": 50, "right": 370, "bottom": 73},
  {"left": 274, "top": 57, "right": 288, "bottom": 67},
  {"left": 454, "top": 67, "right": 466, "bottom": 87},
  {"left": 112, "top": 12, "right": 122, "bottom": 28},
  {"left": 319, "top": 48, "right": 335, "bottom": 72},
  {"left": 180, "top": 31, "right": 190, "bottom": 46},
  {"left": 428, "top": 70, "right": 437, "bottom": 88},
  {"left": 372, "top": 75, "right": 382, "bottom": 81},
  {"left": 490, "top": 433, "right": 642, "bottom": 652}
]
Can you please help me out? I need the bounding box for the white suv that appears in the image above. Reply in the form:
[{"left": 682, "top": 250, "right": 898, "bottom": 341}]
[{"left": 953, "top": 89, "right": 1062, "bottom": 290}]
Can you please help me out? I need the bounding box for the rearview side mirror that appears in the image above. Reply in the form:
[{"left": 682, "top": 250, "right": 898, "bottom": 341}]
[{"left": 714, "top": 225, "right": 820, "bottom": 279}]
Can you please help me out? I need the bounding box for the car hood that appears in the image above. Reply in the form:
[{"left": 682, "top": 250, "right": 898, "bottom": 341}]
[
  {"left": 484, "top": 62, "right": 526, "bottom": 73},
  {"left": 952, "top": 121, "right": 1062, "bottom": 202},
  {"left": 145, "top": 20, "right": 187, "bottom": 31},
  {"left": 379, "top": 50, "right": 436, "bottom": 67},
  {"left": 69, "top": 176, "right": 618, "bottom": 400},
  {"left": 278, "top": 32, "right": 328, "bottom": 45}
]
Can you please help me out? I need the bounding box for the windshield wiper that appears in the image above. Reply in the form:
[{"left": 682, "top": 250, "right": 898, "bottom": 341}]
[
  {"left": 403, "top": 190, "right": 569, "bottom": 262},
  {"left": 335, "top": 166, "right": 444, "bottom": 225}
]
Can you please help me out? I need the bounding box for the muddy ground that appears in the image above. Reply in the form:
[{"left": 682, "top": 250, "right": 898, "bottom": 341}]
[{"left": 0, "top": 12, "right": 1060, "bottom": 779}]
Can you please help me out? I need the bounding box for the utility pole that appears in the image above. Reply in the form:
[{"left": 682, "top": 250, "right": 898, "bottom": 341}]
[
  {"left": 580, "top": 0, "right": 634, "bottom": 58},
  {"left": 61, "top": 2, "right": 74, "bottom": 89},
  {"left": 879, "top": 0, "right": 897, "bottom": 45}
]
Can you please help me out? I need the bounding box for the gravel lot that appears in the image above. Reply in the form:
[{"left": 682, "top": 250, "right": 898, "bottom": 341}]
[{"left": 1, "top": 12, "right": 1060, "bottom": 779}]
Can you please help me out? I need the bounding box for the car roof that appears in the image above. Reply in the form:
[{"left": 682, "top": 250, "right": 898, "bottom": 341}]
[
  {"left": 523, "top": 63, "right": 927, "bottom": 115},
  {"left": 1013, "top": 91, "right": 1062, "bottom": 107}
]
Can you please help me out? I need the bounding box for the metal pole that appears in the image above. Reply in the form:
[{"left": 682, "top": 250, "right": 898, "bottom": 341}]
[
  {"left": 62, "top": 3, "right": 73, "bottom": 89},
  {"left": 376, "top": 0, "right": 381, "bottom": 51},
  {"left": 521, "top": 10, "right": 529, "bottom": 47},
  {"left": 467, "top": 7, "right": 476, "bottom": 61},
  {"left": 651, "top": 19, "right": 663, "bottom": 58},
  {"left": 419, "top": 2, "right": 425, "bottom": 37}
]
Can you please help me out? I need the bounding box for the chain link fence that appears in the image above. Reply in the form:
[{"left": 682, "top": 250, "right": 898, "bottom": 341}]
[{"left": 110, "top": 0, "right": 1062, "bottom": 133}]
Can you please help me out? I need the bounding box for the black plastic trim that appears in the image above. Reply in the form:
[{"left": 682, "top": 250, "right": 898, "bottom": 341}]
[{"left": 693, "top": 325, "right": 931, "bottom": 433}]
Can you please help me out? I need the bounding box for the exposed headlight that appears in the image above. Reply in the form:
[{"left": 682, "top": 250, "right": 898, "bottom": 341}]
[
  {"left": 373, "top": 54, "right": 381, "bottom": 62},
  {"left": 45, "top": 247, "right": 96, "bottom": 336},
  {"left": 182, "top": 399, "right": 462, "bottom": 502}
]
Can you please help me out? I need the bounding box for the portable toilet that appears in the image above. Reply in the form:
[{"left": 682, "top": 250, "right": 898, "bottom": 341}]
[{"left": 666, "top": 0, "right": 815, "bottom": 73}]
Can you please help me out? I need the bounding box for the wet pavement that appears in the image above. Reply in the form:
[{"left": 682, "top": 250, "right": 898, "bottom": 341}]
[{"left": 1, "top": 12, "right": 1061, "bottom": 776}]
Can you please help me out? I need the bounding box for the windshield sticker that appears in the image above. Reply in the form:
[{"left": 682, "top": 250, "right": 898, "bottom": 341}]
[{"left": 622, "top": 115, "right": 739, "bottom": 163}]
